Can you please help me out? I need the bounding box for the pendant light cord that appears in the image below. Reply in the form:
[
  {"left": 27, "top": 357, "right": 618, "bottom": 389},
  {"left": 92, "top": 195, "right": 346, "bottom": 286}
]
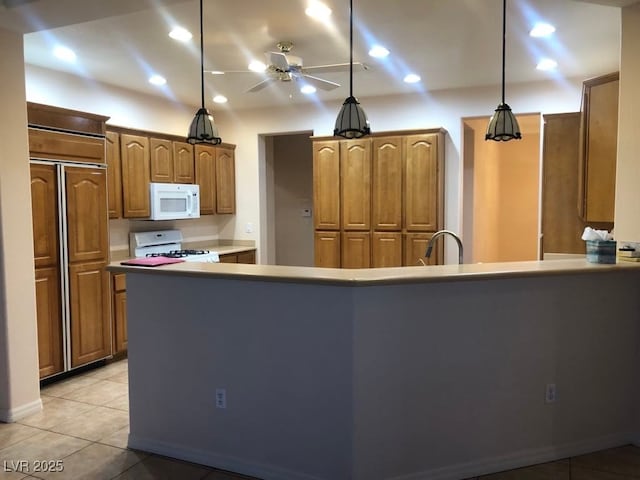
[
  {"left": 349, "top": 0, "right": 354, "bottom": 97},
  {"left": 199, "top": 0, "right": 205, "bottom": 109},
  {"left": 501, "top": 0, "right": 506, "bottom": 104}
]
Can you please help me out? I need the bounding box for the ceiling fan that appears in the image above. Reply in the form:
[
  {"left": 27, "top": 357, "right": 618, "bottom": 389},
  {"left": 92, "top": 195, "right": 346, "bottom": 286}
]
[{"left": 206, "top": 41, "right": 369, "bottom": 93}]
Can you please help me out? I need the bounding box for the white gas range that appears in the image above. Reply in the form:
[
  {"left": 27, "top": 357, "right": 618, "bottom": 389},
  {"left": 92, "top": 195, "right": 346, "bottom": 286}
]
[{"left": 129, "top": 230, "right": 220, "bottom": 263}]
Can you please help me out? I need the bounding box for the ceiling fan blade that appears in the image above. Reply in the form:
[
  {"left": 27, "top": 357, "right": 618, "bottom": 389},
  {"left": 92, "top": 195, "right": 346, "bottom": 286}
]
[
  {"left": 246, "top": 78, "right": 274, "bottom": 93},
  {"left": 269, "top": 51, "right": 290, "bottom": 71},
  {"left": 302, "top": 62, "right": 370, "bottom": 74},
  {"left": 300, "top": 74, "right": 341, "bottom": 91},
  {"left": 205, "top": 70, "right": 256, "bottom": 75}
]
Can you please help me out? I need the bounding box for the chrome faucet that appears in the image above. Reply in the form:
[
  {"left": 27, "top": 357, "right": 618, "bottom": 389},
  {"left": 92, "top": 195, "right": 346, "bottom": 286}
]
[{"left": 424, "top": 230, "right": 464, "bottom": 265}]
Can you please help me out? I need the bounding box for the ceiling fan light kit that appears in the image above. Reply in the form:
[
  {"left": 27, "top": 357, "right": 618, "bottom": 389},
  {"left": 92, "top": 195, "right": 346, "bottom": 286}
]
[
  {"left": 334, "top": 0, "right": 370, "bottom": 138},
  {"left": 485, "top": 0, "right": 521, "bottom": 142},
  {"left": 187, "top": 0, "right": 221, "bottom": 145}
]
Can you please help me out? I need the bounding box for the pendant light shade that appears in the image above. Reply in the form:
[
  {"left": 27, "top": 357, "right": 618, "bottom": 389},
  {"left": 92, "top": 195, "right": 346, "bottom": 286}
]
[
  {"left": 187, "top": 0, "right": 221, "bottom": 145},
  {"left": 334, "top": 0, "right": 370, "bottom": 138},
  {"left": 485, "top": 0, "right": 521, "bottom": 142}
]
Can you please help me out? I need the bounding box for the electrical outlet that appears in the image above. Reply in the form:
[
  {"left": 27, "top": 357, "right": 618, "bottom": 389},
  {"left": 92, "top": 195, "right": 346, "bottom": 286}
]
[
  {"left": 545, "top": 383, "right": 557, "bottom": 404},
  {"left": 215, "top": 388, "right": 227, "bottom": 409},
  {"left": 245, "top": 222, "right": 253, "bottom": 233}
]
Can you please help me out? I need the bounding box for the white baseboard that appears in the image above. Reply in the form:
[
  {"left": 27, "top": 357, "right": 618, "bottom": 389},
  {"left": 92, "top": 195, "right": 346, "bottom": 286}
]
[
  {"left": 390, "top": 433, "right": 634, "bottom": 480},
  {"left": 128, "top": 434, "right": 326, "bottom": 480},
  {"left": 0, "top": 398, "right": 42, "bottom": 423}
]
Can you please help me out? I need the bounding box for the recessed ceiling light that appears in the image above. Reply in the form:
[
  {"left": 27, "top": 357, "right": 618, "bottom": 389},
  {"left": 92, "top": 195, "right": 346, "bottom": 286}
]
[
  {"left": 248, "top": 60, "right": 267, "bottom": 72},
  {"left": 213, "top": 95, "right": 228, "bottom": 104},
  {"left": 530, "top": 22, "right": 556, "bottom": 38},
  {"left": 403, "top": 73, "right": 421, "bottom": 84},
  {"left": 148, "top": 75, "right": 167, "bottom": 86},
  {"left": 536, "top": 58, "right": 558, "bottom": 71},
  {"left": 169, "top": 26, "right": 192, "bottom": 42},
  {"left": 209, "top": 71, "right": 225, "bottom": 75},
  {"left": 53, "top": 46, "right": 76, "bottom": 63},
  {"left": 305, "top": 1, "right": 332, "bottom": 20},
  {"left": 369, "top": 45, "right": 390, "bottom": 58},
  {"left": 301, "top": 85, "right": 316, "bottom": 94}
]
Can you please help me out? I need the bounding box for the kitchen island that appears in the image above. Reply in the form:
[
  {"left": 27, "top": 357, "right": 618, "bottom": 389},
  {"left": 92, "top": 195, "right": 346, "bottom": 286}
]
[{"left": 108, "top": 259, "right": 640, "bottom": 480}]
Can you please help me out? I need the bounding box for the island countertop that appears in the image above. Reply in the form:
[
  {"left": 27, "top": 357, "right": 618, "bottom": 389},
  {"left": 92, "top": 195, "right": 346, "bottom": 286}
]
[{"left": 107, "top": 257, "right": 640, "bottom": 286}]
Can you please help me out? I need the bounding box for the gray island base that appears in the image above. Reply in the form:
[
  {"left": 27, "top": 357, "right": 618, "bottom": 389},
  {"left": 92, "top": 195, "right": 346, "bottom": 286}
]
[{"left": 108, "top": 259, "right": 640, "bottom": 480}]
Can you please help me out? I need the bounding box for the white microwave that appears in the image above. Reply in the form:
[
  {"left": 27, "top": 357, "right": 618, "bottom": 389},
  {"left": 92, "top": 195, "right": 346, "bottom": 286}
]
[{"left": 149, "top": 182, "right": 200, "bottom": 220}]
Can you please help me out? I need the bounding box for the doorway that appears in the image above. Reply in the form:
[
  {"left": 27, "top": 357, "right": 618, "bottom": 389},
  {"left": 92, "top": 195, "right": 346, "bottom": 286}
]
[
  {"left": 263, "top": 131, "right": 315, "bottom": 266},
  {"left": 462, "top": 114, "right": 542, "bottom": 263}
]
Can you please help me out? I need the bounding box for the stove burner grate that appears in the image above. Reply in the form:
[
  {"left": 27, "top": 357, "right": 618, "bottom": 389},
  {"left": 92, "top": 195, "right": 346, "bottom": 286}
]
[{"left": 146, "top": 249, "right": 210, "bottom": 259}]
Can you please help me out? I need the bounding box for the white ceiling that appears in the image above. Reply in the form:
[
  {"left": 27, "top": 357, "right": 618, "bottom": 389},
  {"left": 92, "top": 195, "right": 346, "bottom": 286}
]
[{"left": 0, "top": 0, "right": 628, "bottom": 110}]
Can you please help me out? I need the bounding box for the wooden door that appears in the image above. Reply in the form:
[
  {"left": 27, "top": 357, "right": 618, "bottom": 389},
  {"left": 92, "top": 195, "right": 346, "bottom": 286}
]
[
  {"left": 313, "top": 141, "right": 340, "bottom": 230},
  {"left": 106, "top": 131, "right": 122, "bottom": 219},
  {"left": 342, "top": 232, "right": 371, "bottom": 268},
  {"left": 372, "top": 137, "right": 402, "bottom": 230},
  {"left": 30, "top": 163, "right": 59, "bottom": 269},
  {"left": 195, "top": 144, "right": 216, "bottom": 214},
  {"left": 173, "top": 141, "right": 195, "bottom": 184},
  {"left": 340, "top": 139, "right": 371, "bottom": 230},
  {"left": 69, "top": 261, "right": 111, "bottom": 367},
  {"left": 113, "top": 291, "right": 128, "bottom": 354},
  {"left": 314, "top": 231, "right": 341, "bottom": 268},
  {"left": 372, "top": 232, "right": 402, "bottom": 267},
  {"left": 35, "top": 266, "right": 64, "bottom": 378},
  {"left": 404, "top": 134, "right": 439, "bottom": 231},
  {"left": 65, "top": 167, "right": 109, "bottom": 264},
  {"left": 150, "top": 138, "right": 173, "bottom": 183},
  {"left": 120, "top": 133, "right": 150, "bottom": 218},
  {"left": 404, "top": 232, "right": 441, "bottom": 266},
  {"left": 216, "top": 146, "right": 236, "bottom": 214},
  {"left": 237, "top": 250, "right": 256, "bottom": 264}
]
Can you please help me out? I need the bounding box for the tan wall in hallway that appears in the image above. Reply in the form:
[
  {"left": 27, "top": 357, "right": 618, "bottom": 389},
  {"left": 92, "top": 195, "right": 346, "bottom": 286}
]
[{"left": 468, "top": 115, "right": 541, "bottom": 263}]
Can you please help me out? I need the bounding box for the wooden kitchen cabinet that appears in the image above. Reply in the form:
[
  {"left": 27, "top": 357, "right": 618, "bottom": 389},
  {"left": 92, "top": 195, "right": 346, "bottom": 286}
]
[
  {"left": 404, "top": 232, "right": 441, "bottom": 266},
  {"left": 219, "top": 250, "right": 256, "bottom": 264},
  {"left": 372, "top": 136, "right": 403, "bottom": 231},
  {"left": 342, "top": 232, "right": 371, "bottom": 269},
  {"left": 313, "top": 140, "right": 340, "bottom": 230},
  {"left": 372, "top": 232, "right": 402, "bottom": 267},
  {"left": 34, "top": 263, "right": 64, "bottom": 378},
  {"left": 120, "top": 133, "right": 151, "bottom": 218},
  {"left": 404, "top": 133, "right": 441, "bottom": 232},
  {"left": 150, "top": 137, "right": 173, "bottom": 183},
  {"left": 69, "top": 261, "right": 111, "bottom": 367},
  {"left": 112, "top": 273, "right": 127, "bottom": 355},
  {"left": 216, "top": 145, "right": 236, "bottom": 214},
  {"left": 30, "top": 163, "right": 59, "bottom": 269},
  {"left": 577, "top": 72, "right": 619, "bottom": 223},
  {"left": 195, "top": 144, "right": 216, "bottom": 214},
  {"left": 341, "top": 139, "right": 371, "bottom": 231},
  {"left": 173, "top": 141, "right": 195, "bottom": 184},
  {"left": 314, "top": 231, "right": 341, "bottom": 268},
  {"left": 106, "top": 131, "right": 122, "bottom": 219}
]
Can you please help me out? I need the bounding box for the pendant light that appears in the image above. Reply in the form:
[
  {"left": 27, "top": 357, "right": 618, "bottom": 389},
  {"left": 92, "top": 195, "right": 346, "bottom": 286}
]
[
  {"left": 333, "top": 0, "right": 370, "bottom": 138},
  {"left": 187, "top": 0, "right": 221, "bottom": 145},
  {"left": 485, "top": 0, "right": 522, "bottom": 141}
]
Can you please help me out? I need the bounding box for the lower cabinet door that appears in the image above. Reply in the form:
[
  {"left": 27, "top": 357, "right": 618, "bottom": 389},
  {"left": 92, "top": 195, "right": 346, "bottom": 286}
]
[
  {"left": 342, "top": 232, "right": 371, "bottom": 269},
  {"left": 372, "top": 232, "right": 402, "bottom": 267},
  {"left": 404, "top": 232, "right": 441, "bottom": 266},
  {"left": 236, "top": 250, "right": 256, "bottom": 264},
  {"left": 314, "top": 231, "right": 341, "bottom": 268},
  {"left": 69, "top": 261, "right": 111, "bottom": 367},
  {"left": 35, "top": 266, "right": 64, "bottom": 378},
  {"left": 114, "top": 291, "right": 128, "bottom": 354}
]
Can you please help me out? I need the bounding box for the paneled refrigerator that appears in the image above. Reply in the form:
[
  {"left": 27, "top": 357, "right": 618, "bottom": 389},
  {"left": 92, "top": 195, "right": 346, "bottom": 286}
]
[{"left": 30, "top": 158, "right": 111, "bottom": 379}]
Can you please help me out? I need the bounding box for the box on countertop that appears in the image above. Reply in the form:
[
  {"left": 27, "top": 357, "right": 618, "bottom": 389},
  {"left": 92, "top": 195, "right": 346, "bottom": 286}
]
[{"left": 586, "top": 240, "right": 616, "bottom": 264}]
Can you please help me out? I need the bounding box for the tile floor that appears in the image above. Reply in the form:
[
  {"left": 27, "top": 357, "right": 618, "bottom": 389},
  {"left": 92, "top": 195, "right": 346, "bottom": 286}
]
[{"left": 1, "top": 359, "right": 640, "bottom": 479}]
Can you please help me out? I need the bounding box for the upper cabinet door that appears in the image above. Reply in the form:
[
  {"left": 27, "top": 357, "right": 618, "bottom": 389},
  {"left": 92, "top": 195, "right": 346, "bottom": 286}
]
[
  {"left": 313, "top": 140, "right": 340, "bottom": 230},
  {"left": 340, "top": 139, "right": 371, "bottom": 230},
  {"left": 30, "top": 163, "right": 59, "bottom": 269},
  {"left": 372, "top": 137, "right": 402, "bottom": 230},
  {"left": 173, "top": 141, "right": 195, "bottom": 184},
  {"left": 120, "top": 134, "right": 151, "bottom": 218},
  {"left": 404, "top": 134, "right": 440, "bottom": 231},
  {"left": 216, "top": 146, "right": 236, "bottom": 214},
  {"left": 195, "top": 144, "right": 216, "bottom": 215},
  {"left": 150, "top": 138, "right": 173, "bottom": 183},
  {"left": 65, "top": 167, "right": 109, "bottom": 264},
  {"left": 105, "top": 131, "right": 122, "bottom": 219}
]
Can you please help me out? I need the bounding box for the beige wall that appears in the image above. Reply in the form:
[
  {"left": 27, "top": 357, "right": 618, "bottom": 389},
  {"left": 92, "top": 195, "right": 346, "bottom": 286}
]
[
  {"left": 615, "top": 4, "right": 640, "bottom": 242},
  {"left": 0, "top": 28, "right": 41, "bottom": 421},
  {"left": 467, "top": 115, "right": 541, "bottom": 263}
]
